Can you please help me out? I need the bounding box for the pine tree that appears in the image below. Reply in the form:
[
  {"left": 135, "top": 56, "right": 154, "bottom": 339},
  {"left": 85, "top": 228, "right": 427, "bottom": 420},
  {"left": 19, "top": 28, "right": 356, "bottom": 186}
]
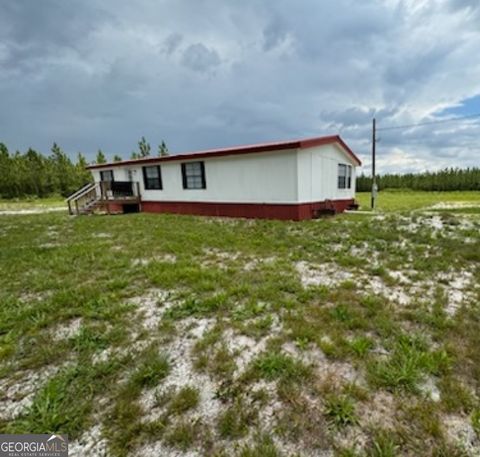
[
  {"left": 50, "top": 143, "right": 77, "bottom": 196},
  {"left": 138, "top": 136, "right": 151, "bottom": 157},
  {"left": 158, "top": 140, "right": 169, "bottom": 157},
  {"left": 113, "top": 154, "right": 122, "bottom": 162},
  {"left": 96, "top": 149, "right": 107, "bottom": 164},
  {"left": 76, "top": 153, "right": 93, "bottom": 187},
  {"left": 0, "top": 143, "right": 11, "bottom": 197}
]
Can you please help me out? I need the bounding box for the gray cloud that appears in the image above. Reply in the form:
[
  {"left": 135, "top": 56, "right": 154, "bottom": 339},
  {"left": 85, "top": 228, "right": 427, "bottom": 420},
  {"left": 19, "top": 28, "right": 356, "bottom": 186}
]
[
  {"left": 263, "top": 16, "right": 288, "bottom": 51},
  {"left": 0, "top": 0, "right": 479, "bottom": 173},
  {"left": 181, "top": 43, "right": 221, "bottom": 72},
  {"left": 163, "top": 33, "right": 183, "bottom": 55}
]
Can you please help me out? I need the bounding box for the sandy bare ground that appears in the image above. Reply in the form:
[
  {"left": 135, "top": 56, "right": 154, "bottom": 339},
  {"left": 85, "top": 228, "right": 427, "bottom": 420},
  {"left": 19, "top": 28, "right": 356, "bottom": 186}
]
[{"left": 0, "top": 207, "right": 66, "bottom": 215}]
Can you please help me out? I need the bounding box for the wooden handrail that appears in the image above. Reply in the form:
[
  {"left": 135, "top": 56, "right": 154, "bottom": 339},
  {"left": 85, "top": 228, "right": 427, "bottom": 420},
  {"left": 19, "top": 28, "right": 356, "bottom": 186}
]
[
  {"left": 66, "top": 182, "right": 95, "bottom": 202},
  {"left": 68, "top": 181, "right": 140, "bottom": 215}
]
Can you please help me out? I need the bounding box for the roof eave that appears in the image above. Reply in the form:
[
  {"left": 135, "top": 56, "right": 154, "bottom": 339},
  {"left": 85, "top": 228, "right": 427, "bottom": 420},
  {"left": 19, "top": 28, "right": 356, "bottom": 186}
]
[{"left": 86, "top": 135, "right": 362, "bottom": 170}]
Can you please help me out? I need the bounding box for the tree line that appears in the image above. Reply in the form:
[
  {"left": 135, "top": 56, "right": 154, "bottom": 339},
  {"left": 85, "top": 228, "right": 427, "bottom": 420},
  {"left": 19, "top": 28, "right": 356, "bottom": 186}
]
[
  {"left": 357, "top": 168, "right": 480, "bottom": 192},
  {"left": 0, "top": 137, "right": 169, "bottom": 198},
  {"left": 2, "top": 138, "right": 477, "bottom": 198}
]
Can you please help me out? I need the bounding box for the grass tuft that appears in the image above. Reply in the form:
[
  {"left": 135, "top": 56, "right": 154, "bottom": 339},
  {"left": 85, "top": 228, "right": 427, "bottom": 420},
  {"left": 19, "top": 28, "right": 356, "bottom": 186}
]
[
  {"left": 251, "top": 351, "right": 311, "bottom": 383},
  {"left": 324, "top": 394, "right": 358, "bottom": 427},
  {"left": 367, "top": 334, "right": 451, "bottom": 392},
  {"left": 131, "top": 350, "right": 170, "bottom": 388},
  {"left": 169, "top": 386, "right": 200, "bottom": 414}
]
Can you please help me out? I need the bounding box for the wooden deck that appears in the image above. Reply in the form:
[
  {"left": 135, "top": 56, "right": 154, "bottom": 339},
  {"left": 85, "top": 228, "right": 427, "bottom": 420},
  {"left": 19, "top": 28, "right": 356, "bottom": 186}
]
[{"left": 67, "top": 181, "right": 141, "bottom": 215}]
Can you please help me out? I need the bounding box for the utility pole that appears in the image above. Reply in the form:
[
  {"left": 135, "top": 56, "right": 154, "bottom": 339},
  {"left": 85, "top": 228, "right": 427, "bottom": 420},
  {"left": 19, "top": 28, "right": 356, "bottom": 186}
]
[{"left": 371, "top": 118, "right": 378, "bottom": 210}]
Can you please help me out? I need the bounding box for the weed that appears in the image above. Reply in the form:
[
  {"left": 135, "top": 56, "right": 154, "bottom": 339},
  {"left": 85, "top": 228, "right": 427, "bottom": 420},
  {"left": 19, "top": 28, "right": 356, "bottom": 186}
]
[
  {"left": 238, "top": 434, "right": 281, "bottom": 457},
  {"left": 164, "top": 419, "right": 202, "bottom": 450},
  {"left": 324, "top": 394, "right": 358, "bottom": 427},
  {"left": 169, "top": 386, "right": 200, "bottom": 414},
  {"left": 366, "top": 430, "right": 399, "bottom": 457},
  {"left": 70, "top": 326, "right": 109, "bottom": 354},
  {"left": 438, "top": 376, "right": 475, "bottom": 413},
  {"left": 367, "top": 334, "right": 450, "bottom": 392},
  {"left": 330, "top": 305, "right": 351, "bottom": 322},
  {"left": 217, "top": 401, "right": 256, "bottom": 439},
  {"left": 130, "top": 351, "right": 170, "bottom": 388},
  {"left": 472, "top": 409, "right": 480, "bottom": 435},
  {"left": 9, "top": 362, "right": 117, "bottom": 439},
  {"left": 251, "top": 351, "right": 311, "bottom": 383},
  {"left": 349, "top": 336, "right": 374, "bottom": 358}
]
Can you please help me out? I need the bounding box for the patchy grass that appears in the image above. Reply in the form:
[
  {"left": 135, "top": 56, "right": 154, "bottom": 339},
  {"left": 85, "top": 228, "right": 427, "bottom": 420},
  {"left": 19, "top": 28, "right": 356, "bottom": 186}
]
[
  {"left": 324, "top": 394, "right": 358, "bottom": 427},
  {"left": 130, "top": 351, "right": 170, "bottom": 388},
  {"left": 249, "top": 351, "right": 312, "bottom": 384},
  {"left": 356, "top": 190, "right": 480, "bottom": 212},
  {"left": 168, "top": 386, "right": 200, "bottom": 415},
  {"left": 367, "top": 334, "right": 451, "bottom": 392},
  {"left": 0, "top": 191, "right": 479, "bottom": 456},
  {"left": 0, "top": 196, "right": 65, "bottom": 211}
]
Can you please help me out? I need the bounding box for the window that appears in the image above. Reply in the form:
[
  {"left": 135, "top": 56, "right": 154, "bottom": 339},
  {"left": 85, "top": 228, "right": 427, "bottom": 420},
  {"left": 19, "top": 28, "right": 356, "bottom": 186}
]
[
  {"left": 338, "top": 164, "right": 353, "bottom": 189},
  {"left": 142, "top": 165, "right": 162, "bottom": 190},
  {"left": 100, "top": 170, "right": 114, "bottom": 182},
  {"left": 338, "top": 164, "right": 347, "bottom": 189},
  {"left": 181, "top": 161, "right": 206, "bottom": 189}
]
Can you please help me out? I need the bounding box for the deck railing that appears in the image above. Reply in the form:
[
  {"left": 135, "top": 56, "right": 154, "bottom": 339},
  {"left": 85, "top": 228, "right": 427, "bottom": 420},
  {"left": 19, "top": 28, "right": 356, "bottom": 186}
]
[
  {"left": 66, "top": 181, "right": 140, "bottom": 215},
  {"left": 99, "top": 181, "right": 140, "bottom": 199}
]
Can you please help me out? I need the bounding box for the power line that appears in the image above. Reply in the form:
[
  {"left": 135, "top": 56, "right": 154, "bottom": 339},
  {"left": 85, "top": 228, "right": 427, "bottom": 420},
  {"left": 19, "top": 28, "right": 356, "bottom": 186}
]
[{"left": 377, "top": 112, "right": 480, "bottom": 131}]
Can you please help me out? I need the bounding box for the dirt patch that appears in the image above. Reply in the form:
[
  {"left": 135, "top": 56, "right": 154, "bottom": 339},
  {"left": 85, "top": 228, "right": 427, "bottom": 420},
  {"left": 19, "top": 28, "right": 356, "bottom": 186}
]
[
  {"left": 52, "top": 318, "right": 83, "bottom": 341},
  {"left": 0, "top": 207, "right": 65, "bottom": 216},
  {"left": 93, "top": 232, "right": 112, "bottom": 238},
  {"left": 134, "top": 442, "right": 200, "bottom": 457},
  {"left": 128, "top": 288, "right": 177, "bottom": 331},
  {"left": 19, "top": 291, "right": 51, "bottom": 303},
  {"left": 140, "top": 318, "right": 221, "bottom": 424},
  {"left": 418, "top": 376, "right": 441, "bottom": 402},
  {"left": 296, "top": 261, "right": 354, "bottom": 288},
  {"left": 429, "top": 202, "right": 480, "bottom": 210},
  {"left": 443, "top": 414, "right": 480, "bottom": 455},
  {"left": 438, "top": 269, "right": 477, "bottom": 316},
  {"left": 69, "top": 424, "right": 108, "bottom": 457},
  {"left": 243, "top": 256, "right": 277, "bottom": 271},
  {"left": 357, "top": 391, "right": 397, "bottom": 432},
  {"left": 0, "top": 365, "right": 62, "bottom": 420},
  {"left": 201, "top": 248, "right": 243, "bottom": 270},
  {"left": 132, "top": 254, "right": 177, "bottom": 267},
  {"left": 224, "top": 329, "right": 269, "bottom": 375}
]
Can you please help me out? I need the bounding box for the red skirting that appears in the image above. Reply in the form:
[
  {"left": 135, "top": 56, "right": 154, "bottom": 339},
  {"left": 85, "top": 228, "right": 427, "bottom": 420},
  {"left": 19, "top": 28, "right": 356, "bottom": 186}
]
[
  {"left": 105, "top": 203, "right": 124, "bottom": 213},
  {"left": 140, "top": 199, "right": 355, "bottom": 221}
]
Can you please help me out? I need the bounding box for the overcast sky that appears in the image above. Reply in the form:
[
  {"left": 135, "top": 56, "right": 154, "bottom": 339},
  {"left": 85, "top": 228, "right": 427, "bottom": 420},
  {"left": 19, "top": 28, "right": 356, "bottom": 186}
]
[{"left": 1, "top": 0, "right": 479, "bottom": 173}]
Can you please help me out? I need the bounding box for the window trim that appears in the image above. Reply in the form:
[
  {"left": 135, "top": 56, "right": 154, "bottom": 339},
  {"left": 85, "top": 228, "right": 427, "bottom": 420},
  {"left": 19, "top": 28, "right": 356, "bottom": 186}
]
[
  {"left": 338, "top": 164, "right": 347, "bottom": 189},
  {"left": 181, "top": 161, "right": 206, "bottom": 190},
  {"left": 338, "top": 164, "right": 353, "bottom": 190},
  {"left": 100, "top": 170, "right": 114, "bottom": 182},
  {"left": 142, "top": 165, "right": 163, "bottom": 190}
]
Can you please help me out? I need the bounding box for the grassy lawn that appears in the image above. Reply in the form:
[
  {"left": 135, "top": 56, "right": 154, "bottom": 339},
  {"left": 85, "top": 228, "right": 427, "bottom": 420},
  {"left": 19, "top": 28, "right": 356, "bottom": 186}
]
[
  {"left": 0, "top": 191, "right": 479, "bottom": 456},
  {"left": 357, "top": 190, "right": 480, "bottom": 212}
]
